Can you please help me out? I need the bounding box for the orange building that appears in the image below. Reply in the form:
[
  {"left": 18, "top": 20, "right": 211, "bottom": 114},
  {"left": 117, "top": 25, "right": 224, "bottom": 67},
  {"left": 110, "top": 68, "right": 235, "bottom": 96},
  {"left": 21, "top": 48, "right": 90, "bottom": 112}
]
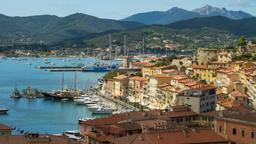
[{"left": 215, "top": 112, "right": 256, "bottom": 144}]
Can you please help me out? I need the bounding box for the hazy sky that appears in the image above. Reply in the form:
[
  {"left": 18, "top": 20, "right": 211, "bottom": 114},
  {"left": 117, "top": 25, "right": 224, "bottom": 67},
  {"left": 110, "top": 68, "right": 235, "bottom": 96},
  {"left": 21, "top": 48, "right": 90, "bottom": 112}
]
[{"left": 0, "top": 0, "right": 255, "bottom": 19}]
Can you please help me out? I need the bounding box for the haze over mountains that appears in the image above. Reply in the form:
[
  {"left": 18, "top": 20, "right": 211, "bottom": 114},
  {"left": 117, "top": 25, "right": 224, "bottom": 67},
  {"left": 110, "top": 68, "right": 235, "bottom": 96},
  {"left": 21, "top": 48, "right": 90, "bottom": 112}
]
[{"left": 123, "top": 5, "right": 253, "bottom": 25}]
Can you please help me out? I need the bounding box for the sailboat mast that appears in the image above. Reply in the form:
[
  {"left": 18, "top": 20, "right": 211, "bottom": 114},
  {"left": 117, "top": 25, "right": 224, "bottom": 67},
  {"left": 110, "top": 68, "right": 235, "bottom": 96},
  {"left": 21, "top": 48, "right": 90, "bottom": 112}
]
[
  {"left": 61, "top": 72, "right": 64, "bottom": 92},
  {"left": 74, "top": 71, "right": 77, "bottom": 91}
]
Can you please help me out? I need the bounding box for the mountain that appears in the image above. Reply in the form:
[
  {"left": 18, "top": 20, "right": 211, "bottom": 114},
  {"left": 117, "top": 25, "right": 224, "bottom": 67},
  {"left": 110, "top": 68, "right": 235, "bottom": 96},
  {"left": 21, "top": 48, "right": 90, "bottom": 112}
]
[
  {"left": 0, "top": 13, "right": 143, "bottom": 44},
  {"left": 168, "top": 16, "right": 256, "bottom": 37},
  {"left": 123, "top": 7, "right": 201, "bottom": 25},
  {"left": 123, "top": 5, "right": 253, "bottom": 25},
  {"left": 193, "top": 5, "right": 253, "bottom": 19}
]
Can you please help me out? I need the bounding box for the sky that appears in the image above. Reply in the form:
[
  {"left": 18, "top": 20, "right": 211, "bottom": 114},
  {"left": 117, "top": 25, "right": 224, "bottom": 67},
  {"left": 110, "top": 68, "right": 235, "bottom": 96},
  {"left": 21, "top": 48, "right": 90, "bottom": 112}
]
[{"left": 0, "top": 0, "right": 255, "bottom": 19}]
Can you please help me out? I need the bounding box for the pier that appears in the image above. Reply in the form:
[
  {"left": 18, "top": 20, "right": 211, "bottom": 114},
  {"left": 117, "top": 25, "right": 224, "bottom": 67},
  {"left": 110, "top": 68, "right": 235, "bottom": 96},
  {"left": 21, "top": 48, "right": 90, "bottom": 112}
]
[{"left": 37, "top": 66, "right": 83, "bottom": 69}]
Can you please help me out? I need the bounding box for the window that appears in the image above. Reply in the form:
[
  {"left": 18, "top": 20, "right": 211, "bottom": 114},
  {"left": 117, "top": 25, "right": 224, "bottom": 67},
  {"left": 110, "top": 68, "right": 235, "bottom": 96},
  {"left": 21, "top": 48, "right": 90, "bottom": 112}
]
[
  {"left": 241, "top": 130, "right": 245, "bottom": 138},
  {"left": 232, "top": 128, "right": 237, "bottom": 135},
  {"left": 251, "top": 131, "right": 255, "bottom": 139},
  {"left": 219, "top": 126, "right": 222, "bottom": 133}
]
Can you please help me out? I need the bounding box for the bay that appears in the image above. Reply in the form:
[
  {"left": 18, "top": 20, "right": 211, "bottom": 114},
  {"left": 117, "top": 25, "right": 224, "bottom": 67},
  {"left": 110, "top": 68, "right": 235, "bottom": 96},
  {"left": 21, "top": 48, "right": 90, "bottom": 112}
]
[{"left": 0, "top": 57, "right": 108, "bottom": 134}]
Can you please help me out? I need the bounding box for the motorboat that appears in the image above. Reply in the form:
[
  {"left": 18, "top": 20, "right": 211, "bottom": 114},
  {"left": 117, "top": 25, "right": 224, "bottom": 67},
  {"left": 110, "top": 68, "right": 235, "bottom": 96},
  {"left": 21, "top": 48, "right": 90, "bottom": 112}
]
[{"left": 0, "top": 108, "right": 8, "bottom": 114}]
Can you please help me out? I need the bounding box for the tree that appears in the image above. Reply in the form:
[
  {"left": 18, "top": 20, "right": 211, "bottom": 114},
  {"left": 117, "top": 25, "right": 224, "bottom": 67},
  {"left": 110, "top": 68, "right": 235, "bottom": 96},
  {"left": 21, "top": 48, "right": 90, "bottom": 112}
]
[{"left": 238, "top": 36, "right": 247, "bottom": 47}]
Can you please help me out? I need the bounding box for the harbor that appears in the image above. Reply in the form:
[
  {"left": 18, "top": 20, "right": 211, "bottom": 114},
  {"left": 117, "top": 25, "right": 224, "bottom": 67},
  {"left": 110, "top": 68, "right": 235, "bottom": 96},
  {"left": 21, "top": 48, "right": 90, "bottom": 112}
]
[{"left": 0, "top": 57, "right": 127, "bottom": 134}]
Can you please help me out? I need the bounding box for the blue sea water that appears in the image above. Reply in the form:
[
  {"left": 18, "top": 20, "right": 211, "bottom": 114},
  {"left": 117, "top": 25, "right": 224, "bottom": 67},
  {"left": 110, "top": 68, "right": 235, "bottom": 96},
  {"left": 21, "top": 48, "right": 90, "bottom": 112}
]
[{"left": 0, "top": 57, "right": 108, "bottom": 134}]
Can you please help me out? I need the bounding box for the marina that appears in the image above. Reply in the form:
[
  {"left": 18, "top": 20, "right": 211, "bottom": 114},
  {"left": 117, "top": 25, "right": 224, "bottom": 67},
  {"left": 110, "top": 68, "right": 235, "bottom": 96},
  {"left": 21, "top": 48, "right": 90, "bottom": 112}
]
[{"left": 0, "top": 57, "right": 127, "bottom": 134}]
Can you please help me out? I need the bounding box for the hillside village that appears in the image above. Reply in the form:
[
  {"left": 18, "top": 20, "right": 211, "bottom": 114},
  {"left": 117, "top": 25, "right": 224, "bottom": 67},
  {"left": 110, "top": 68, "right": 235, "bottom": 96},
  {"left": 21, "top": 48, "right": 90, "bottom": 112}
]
[{"left": 77, "top": 43, "right": 256, "bottom": 144}]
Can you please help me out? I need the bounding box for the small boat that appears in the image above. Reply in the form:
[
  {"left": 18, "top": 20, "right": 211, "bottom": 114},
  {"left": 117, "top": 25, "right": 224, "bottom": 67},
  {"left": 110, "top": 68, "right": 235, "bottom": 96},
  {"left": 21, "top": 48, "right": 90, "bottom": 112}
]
[
  {"left": 61, "top": 98, "right": 69, "bottom": 102},
  {"left": 10, "top": 85, "right": 22, "bottom": 99},
  {"left": 78, "top": 118, "right": 94, "bottom": 124},
  {"left": 0, "top": 108, "right": 8, "bottom": 114},
  {"left": 74, "top": 98, "right": 85, "bottom": 105},
  {"left": 91, "top": 107, "right": 113, "bottom": 115}
]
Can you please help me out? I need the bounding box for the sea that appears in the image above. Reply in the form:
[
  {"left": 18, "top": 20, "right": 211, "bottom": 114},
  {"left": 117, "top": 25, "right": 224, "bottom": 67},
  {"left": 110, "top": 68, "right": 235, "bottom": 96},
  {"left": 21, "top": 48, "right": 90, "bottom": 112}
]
[{"left": 0, "top": 57, "right": 111, "bottom": 134}]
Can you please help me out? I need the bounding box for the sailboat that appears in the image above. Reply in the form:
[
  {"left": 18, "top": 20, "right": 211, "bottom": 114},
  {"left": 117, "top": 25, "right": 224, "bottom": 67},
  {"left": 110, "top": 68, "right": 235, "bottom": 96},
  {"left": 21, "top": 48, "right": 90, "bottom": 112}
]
[
  {"left": 10, "top": 85, "right": 22, "bottom": 99},
  {"left": 42, "top": 72, "right": 79, "bottom": 100}
]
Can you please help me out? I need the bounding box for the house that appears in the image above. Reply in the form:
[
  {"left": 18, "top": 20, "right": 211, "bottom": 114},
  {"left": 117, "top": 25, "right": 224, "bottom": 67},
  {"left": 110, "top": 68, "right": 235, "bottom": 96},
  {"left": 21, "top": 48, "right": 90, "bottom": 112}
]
[
  {"left": 0, "top": 124, "right": 12, "bottom": 136},
  {"left": 215, "top": 111, "right": 256, "bottom": 144},
  {"left": 110, "top": 128, "right": 228, "bottom": 144},
  {"left": 113, "top": 75, "right": 129, "bottom": 97},
  {"left": 177, "top": 85, "right": 216, "bottom": 113},
  {"left": 128, "top": 76, "right": 148, "bottom": 103}
]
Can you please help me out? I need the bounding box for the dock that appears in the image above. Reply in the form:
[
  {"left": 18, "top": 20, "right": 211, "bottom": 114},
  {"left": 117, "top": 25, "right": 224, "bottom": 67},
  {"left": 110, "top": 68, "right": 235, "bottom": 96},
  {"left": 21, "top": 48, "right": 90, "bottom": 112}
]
[
  {"left": 48, "top": 69, "right": 83, "bottom": 72},
  {"left": 37, "top": 66, "right": 83, "bottom": 69}
]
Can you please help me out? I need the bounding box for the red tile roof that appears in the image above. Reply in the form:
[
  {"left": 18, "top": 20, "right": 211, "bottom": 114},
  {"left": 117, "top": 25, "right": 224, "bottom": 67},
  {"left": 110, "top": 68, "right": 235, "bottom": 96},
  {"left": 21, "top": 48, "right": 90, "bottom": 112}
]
[
  {"left": 110, "top": 128, "right": 227, "bottom": 144},
  {"left": 0, "top": 124, "right": 12, "bottom": 130},
  {"left": 230, "top": 91, "right": 248, "bottom": 98}
]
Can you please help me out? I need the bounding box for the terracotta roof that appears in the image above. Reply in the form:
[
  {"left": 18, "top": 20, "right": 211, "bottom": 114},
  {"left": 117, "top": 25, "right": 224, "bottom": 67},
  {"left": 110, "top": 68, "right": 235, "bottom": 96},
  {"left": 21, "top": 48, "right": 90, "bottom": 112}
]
[
  {"left": 131, "top": 62, "right": 153, "bottom": 67},
  {"left": 188, "top": 65, "right": 208, "bottom": 69},
  {"left": 0, "top": 135, "right": 78, "bottom": 144},
  {"left": 0, "top": 124, "right": 12, "bottom": 130},
  {"left": 136, "top": 119, "right": 166, "bottom": 128},
  {"left": 110, "top": 128, "right": 227, "bottom": 144},
  {"left": 158, "top": 83, "right": 170, "bottom": 88},
  {"left": 81, "top": 111, "right": 197, "bottom": 126},
  {"left": 230, "top": 91, "right": 248, "bottom": 98},
  {"left": 170, "top": 75, "right": 187, "bottom": 80},
  {"left": 151, "top": 74, "right": 171, "bottom": 78},
  {"left": 129, "top": 76, "right": 148, "bottom": 82}
]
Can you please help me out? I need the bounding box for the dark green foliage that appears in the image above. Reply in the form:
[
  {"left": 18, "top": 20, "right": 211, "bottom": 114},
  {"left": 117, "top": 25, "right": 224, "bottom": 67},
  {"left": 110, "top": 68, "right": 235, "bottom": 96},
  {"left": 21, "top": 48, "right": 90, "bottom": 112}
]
[
  {"left": 103, "top": 70, "right": 118, "bottom": 80},
  {"left": 168, "top": 16, "right": 256, "bottom": 37},
  {"left": 83, "top": 25, "right": 237, "bottom": 49},
  {"left": 239, "top": 36, "right": 247, "bottom": 46},
  {"left": 154, "top": 57, "right": 175, "bottom": 67},
  {"left": 0, "top": 13, "right": 143, "bottom": 45},
  {"left": 233, "top": 53, "right": 256, "bottom": 61}
]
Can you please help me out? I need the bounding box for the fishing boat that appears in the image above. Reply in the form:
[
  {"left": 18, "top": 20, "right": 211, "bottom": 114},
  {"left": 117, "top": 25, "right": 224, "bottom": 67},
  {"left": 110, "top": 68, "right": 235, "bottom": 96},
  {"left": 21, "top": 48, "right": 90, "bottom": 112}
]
[
  {"left": 10, "top": 85, "right": 22, "bottom": 99},
  {"left": 0, "top": 108, "right": 8, "bottom": 114},
  {"left": 23, "top": 86, "right": 43, "bottom": 99}
]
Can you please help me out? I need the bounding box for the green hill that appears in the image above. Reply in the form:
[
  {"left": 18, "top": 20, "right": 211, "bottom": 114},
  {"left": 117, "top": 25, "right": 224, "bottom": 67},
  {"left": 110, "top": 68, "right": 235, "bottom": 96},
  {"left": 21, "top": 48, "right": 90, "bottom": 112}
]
[
  {"left": 168, "top": 16, "right": 256, "bottom": 37},
  {"left": 0, "top": 13, "right": 143, "bottom": 45}
]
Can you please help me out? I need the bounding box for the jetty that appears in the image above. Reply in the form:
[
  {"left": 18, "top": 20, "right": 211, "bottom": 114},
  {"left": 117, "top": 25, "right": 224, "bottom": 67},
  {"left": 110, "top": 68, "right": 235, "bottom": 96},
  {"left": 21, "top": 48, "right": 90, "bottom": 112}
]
[{"left": 37, "top": 66, "right": 83, "bottom": 69}]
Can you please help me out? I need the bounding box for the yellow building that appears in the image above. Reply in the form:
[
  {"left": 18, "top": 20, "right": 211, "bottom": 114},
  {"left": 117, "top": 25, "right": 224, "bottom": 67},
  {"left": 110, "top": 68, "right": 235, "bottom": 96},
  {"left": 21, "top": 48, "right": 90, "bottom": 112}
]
[
  {"left": 187, "top": 65, "right": 216, "bottom": 84},
  {"left": 113, "top": 75, "right": 129, "bottom": 97}
]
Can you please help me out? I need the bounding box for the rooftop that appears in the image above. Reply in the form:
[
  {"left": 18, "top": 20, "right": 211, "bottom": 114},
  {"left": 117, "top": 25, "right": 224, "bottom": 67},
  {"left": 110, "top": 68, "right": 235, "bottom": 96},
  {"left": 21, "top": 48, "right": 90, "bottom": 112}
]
[
  {"left": 110, "top": 128, "right": 227, "bottom": 144},
  {"left": 0, "top": 124, "right": 12, "bottom": 130}
]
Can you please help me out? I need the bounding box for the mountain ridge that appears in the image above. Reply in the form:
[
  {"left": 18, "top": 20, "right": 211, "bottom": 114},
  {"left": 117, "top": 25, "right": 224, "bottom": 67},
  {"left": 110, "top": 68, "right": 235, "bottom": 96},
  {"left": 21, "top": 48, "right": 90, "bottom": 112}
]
[
  {"left": 123, "top": 5, "right": 254, "bottom": 25},
  {"left": 0, "top": 13, "right": 143, "bottom": 44}
]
